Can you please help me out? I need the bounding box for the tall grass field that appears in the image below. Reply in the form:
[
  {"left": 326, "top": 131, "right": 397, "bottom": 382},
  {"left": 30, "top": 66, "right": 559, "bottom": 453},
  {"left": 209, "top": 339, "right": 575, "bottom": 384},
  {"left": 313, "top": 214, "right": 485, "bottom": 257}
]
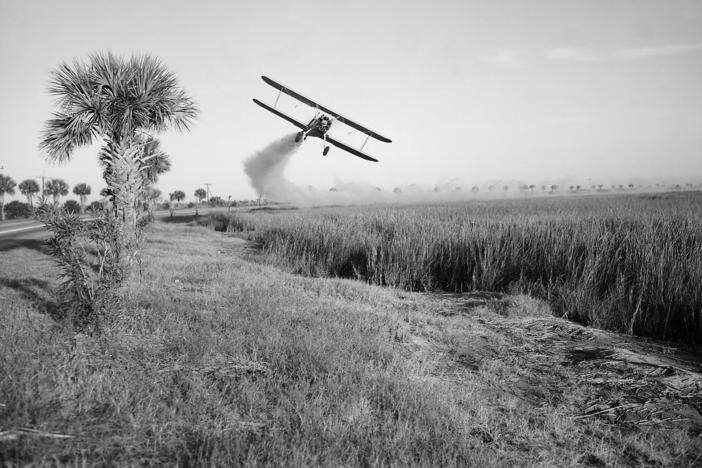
[{"left": 211, "top": 192, "right": 702, "bottom": 343}]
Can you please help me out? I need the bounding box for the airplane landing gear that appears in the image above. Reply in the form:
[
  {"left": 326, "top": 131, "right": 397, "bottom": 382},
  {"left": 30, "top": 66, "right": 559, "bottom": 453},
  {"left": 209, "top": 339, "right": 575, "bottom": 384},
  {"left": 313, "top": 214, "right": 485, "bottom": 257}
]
[{"left": 323, "top": 146, "right": 330, "bottom": 156}]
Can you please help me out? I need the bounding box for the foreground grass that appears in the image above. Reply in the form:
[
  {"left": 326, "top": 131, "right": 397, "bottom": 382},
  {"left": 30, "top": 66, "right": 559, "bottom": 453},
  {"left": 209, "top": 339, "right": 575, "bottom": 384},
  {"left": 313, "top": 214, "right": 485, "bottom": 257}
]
[
  {"left": 1, "top": 221, "right": 701, "bottom": 466},
  {"left": 212, "top": 192, "right": 702, "bottom": 343}
]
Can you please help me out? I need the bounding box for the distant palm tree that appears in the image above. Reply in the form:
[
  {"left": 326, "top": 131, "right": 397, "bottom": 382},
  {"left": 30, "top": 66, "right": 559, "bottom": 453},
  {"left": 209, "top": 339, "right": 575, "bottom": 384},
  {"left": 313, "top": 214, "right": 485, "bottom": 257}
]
[
  {"left": 169, "top": 190, "right": 185, "bottom": 215},
  {"left": 72, "top": 183, "right": 91, "bottom": 213},
  {"left": 144, "top": 187, "right": 161, "bottom": 216},
  {"left": 194, "top": 188, "right": 206, "bottom": 215},
  {"left": 172, "top": 190, "right": 186, "bottom": 204},
  {"left": 40, "top": 52, "right": 197, "bottom": 271},
  {"left": 44, "top": 179, "right": 69, "bottom": 205},
  {"left": 0, "top": 174, "right": 17, "bottom": 221},
  {"left": 18, "top": 179, "right": 40, "bottom": 207}
]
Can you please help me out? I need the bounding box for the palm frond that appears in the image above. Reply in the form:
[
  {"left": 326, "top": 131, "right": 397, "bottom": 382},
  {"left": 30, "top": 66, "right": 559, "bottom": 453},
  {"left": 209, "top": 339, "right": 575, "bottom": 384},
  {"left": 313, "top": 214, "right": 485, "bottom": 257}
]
[
  {"left": 42, "top": 51, "right": 198, "bottom": 164},
  {"left": 40, "top": 111, "right": 98, "bottom": 162},
  {"left": 0, "top": 174, "right": 17, "bottom": 195},
  {"left": 45, "top": 179, "right": 70, "bottom": 197},
  {"left": 124, "top": 54, "right": 199, "bottom": 134},
  {"left": 19, "top": 179, "right": 40, "bottom": 195}
]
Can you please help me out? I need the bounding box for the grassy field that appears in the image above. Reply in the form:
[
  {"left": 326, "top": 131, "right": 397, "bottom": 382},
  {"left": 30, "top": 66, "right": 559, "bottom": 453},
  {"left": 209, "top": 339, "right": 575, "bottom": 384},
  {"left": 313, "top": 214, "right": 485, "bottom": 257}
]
[
  {"left": 2, "top": 218, "right": 701, "bottom": 465},
  {"left": 210, "top": 192, "right": 702, "bottom": 343}
]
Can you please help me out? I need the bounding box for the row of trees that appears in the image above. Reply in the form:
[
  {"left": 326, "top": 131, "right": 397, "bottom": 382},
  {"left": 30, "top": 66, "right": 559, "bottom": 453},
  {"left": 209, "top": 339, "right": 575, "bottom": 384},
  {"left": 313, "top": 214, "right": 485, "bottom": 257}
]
[
  {"left": 1, "top": 174, "right": 238, "bottom": 221},
  {"left": 0, "top": 174, "right": 93, "bottom": 220}
]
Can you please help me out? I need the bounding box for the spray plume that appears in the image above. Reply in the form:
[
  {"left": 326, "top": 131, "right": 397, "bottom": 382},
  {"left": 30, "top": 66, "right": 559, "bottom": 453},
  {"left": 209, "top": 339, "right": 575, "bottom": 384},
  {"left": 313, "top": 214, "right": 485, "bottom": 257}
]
[
  {"left": 243, "top": 134, "right": 652, "bottom": 206},
  {"left": 243, "top": 133, "right": 302, "bottom": 200}
]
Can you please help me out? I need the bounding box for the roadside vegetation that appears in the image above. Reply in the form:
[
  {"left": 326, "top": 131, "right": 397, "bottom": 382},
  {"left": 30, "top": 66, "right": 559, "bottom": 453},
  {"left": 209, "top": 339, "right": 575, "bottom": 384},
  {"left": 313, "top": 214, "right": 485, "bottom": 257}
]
[
  {"left": 211, "top": 192, "right": 702, "bottom": 343},
  {"left": 2, "top": 221, "right": 700, "bottom": 465},
  {"left": 27, "top": 52, "right": 198, "bottom": 331}
]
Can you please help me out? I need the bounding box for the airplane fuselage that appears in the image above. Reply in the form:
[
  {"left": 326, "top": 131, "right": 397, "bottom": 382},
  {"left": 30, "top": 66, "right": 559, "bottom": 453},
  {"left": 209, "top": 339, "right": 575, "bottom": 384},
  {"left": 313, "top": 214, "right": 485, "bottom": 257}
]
[{"left": 301, "top": 115, "right": 333, "bottom": 140}]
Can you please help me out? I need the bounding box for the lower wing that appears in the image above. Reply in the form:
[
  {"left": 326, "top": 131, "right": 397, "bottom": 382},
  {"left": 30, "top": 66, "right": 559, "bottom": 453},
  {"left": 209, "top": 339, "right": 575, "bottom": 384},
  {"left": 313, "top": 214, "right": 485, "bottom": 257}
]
[
  {"left": 252, "top": 99, "right": 306, "bottom": 130},
  {"left": 326, "top": 135, "right": 378, "bottom": 162}
]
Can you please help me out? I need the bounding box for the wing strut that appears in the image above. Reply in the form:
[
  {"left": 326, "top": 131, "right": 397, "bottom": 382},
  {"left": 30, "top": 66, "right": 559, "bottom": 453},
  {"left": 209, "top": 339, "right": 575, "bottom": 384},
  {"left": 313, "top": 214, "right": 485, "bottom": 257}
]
[{"left": 359, "top": 134, "right": 371, "bottom": 151}]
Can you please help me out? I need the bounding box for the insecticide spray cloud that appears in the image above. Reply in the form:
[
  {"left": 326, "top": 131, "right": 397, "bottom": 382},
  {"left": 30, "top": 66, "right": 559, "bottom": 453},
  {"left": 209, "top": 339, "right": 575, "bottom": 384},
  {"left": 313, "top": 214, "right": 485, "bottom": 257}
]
[{"left": 244, "top": 133, "right": 302, "bottom": 200}]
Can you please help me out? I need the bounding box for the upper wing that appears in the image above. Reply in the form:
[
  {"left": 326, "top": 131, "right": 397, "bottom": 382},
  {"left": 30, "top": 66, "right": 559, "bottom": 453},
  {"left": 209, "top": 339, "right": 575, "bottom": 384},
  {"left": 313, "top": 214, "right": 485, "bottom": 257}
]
[
  {"left": 253, "top": 99, "right": 306, "bottom": 130},
  {"left": 325, "top": 135, "right": 378, "bottom": 162},
  {"left": 261, "top": 76, "right": 392, "bottom": 143}
]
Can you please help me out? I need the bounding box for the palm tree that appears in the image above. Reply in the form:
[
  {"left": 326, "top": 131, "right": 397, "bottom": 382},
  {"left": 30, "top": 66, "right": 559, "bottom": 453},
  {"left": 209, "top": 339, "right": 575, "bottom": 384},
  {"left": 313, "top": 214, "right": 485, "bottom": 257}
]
[
  {"left": 44, "top": 179, "right": 69, "bottom": 205},
  {"left": 144, "top": 187, "right": 161, "bottom": 216},
  {"left": 18, "top": 179, "right": 40, "bottom": 207},
  {"left": 0, "top": 174, "right": 17, "bottom": 221},
  {"left": 40, "top": 52, "right": 197, "bottom": 270},
  {"left": 72, "top": 183, "right": 91, "bottom": 213},
  {"left": 170, "top": 190, "right": 185, "bottom": 206},
  {"left": 168, "top": 190, "right": 185, "bottom": 217},
  {"left": 194, "top": 188, "right": 206, "bottom": 215}
]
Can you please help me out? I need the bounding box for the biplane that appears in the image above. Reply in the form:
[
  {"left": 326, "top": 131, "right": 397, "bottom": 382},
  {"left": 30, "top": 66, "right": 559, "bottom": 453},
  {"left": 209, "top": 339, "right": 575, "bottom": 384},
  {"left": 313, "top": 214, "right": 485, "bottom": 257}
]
[{"left": 253, "top": 76, "right": 391, "bottom": 162}]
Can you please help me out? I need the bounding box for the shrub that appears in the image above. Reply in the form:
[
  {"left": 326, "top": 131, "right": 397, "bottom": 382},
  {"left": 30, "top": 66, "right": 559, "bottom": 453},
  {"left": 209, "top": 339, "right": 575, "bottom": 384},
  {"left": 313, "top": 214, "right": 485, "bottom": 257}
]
[
  {"left": 88, "top": 201, "right": 104, "bottom": 213},
  {"left": 3, "top": 200, "right": 31, "bottom": 219},
  {"left": 38, "top": 208, "right": 123, "bottom": 332},
  {"left": 63, "top": 199, "right": 81, "bottom": 214}
]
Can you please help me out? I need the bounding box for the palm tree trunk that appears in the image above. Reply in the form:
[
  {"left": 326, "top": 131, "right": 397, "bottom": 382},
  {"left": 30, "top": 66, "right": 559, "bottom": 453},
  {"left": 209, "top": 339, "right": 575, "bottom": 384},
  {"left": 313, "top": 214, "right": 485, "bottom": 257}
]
[
  {"left": 0, "top": 195, "right": 5, "bottom": 221},
  {"left": 106, "top": 140, "right": 146, "bottom": 277}
]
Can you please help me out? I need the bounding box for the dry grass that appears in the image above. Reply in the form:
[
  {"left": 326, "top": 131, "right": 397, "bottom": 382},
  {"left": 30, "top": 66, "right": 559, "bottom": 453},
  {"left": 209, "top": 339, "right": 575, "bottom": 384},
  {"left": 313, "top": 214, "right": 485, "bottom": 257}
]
[{"left": 1, "top": 221, "right": 701, "bottom": 466}]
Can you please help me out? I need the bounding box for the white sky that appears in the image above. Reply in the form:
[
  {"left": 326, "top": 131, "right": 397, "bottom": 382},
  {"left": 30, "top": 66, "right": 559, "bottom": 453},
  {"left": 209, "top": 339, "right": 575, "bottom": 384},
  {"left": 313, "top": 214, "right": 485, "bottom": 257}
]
[{"left": 1, "top": 0, "right": 702, "bottom": 201}]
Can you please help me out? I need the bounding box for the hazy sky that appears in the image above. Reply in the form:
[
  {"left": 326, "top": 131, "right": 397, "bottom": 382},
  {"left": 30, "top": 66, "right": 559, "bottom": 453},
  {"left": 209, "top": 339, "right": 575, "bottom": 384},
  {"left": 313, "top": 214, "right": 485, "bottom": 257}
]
[{"left": 1, "top": 0, "right": 701, "bottom": 201}]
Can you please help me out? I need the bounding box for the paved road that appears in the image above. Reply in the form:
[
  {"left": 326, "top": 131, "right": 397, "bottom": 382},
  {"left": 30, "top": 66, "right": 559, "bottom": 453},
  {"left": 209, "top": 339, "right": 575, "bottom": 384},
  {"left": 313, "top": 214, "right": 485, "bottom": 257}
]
[
  {"left": 0, "top": 207, "right": 232, "bottom": 251},
  {"left": 0, "top": 220, "right": 48, "bottom": 252}
]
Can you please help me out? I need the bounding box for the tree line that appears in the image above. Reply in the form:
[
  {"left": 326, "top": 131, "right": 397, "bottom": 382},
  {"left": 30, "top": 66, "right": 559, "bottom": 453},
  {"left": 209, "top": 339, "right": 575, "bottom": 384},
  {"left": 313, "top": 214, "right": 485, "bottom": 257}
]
[{"left": 0, "top": 175, "right": 94, "bottom": 220}]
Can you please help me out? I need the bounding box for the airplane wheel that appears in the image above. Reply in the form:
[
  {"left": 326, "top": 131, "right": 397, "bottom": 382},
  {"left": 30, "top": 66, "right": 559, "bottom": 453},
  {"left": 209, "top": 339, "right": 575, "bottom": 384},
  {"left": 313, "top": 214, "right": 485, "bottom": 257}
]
[
  {"left": 323, "top": 146, "right": 330, "bottom": 156},
  {"left": 295, "top": 132, "right": 303, "bottom": 143}
]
